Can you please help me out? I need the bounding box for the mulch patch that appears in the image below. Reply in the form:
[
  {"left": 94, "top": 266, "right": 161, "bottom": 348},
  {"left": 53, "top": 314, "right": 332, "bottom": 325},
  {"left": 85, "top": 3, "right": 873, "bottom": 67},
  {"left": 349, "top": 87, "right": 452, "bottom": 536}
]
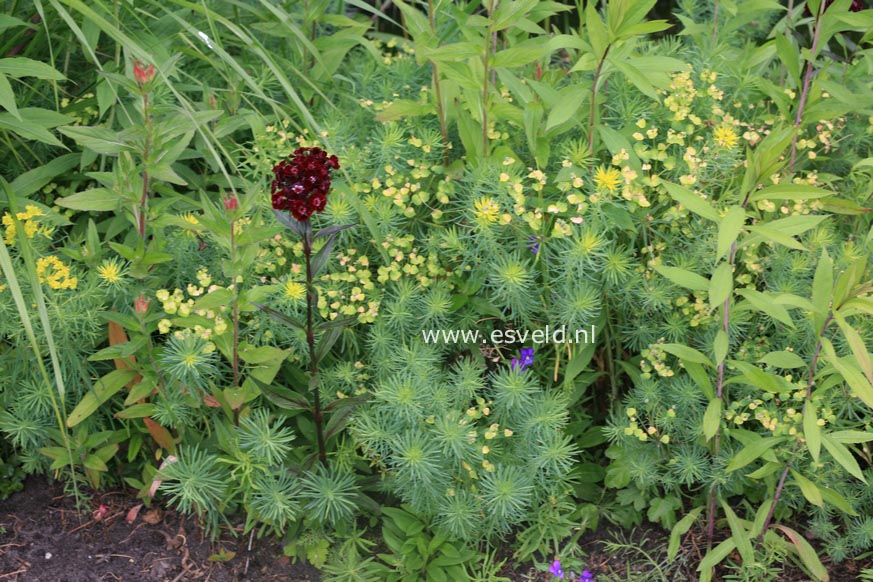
[{"left": 0, "top": 476, "right": 320, "bottom": 582}]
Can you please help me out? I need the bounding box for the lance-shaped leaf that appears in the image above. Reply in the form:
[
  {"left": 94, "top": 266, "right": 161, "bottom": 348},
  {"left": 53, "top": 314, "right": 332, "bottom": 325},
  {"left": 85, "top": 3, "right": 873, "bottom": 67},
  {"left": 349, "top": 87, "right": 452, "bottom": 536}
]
[
  {"left": 662, "top": 181, "right": 720, "bottom": 221},
  {"left": 727, "top": 436, "right": 786, "bottom": 472},
  {"left": 717, "top": 206, "right": 745, "bottom": 259},
  {"left": 68, "top": 369, "right": 139, "bottom": 427},
  {"left": 253, "top": 303, "right": 305, "bottom": 330},
  {"left": 313, "top": 223, "right": 354, "bottom": 240},
  {"left": 272, "top": 209, "right": 307, "bottom": 236},
  {"left": 311, "top": 230, "right": 342, "bottom": 277},
  {"left": 655, "top": 265, "right": 709, "bottom": 291},
  {"left": 247, "top": 375, "right": 311, "bottom": 411},
  {"left": 315, "top": 325, "right": 344, "bottom": 363}
]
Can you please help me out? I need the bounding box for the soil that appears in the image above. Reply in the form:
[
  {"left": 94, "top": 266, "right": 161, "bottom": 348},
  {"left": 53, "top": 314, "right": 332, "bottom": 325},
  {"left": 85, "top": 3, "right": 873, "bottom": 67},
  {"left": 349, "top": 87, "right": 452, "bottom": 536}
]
[
  {"left": 0, "top": 477, "right": 869, "bottom": 581},
  {"left": 0, "top": 476, "right": 320, "bottom": 582}
]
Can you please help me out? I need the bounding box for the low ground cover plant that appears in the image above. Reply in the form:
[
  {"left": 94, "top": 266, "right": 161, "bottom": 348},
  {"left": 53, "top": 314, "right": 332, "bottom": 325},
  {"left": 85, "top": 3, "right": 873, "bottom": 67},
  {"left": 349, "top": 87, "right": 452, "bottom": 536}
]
[{"left": 1, "top": 0, "right": 872, "bottom": 580}]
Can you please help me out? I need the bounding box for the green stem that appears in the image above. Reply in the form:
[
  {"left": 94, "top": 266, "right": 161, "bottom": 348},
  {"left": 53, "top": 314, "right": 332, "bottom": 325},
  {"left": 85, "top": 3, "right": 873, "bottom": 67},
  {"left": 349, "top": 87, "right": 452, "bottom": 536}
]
[{"left": 588, "top": 44, "right": 611, "bottom": 155}]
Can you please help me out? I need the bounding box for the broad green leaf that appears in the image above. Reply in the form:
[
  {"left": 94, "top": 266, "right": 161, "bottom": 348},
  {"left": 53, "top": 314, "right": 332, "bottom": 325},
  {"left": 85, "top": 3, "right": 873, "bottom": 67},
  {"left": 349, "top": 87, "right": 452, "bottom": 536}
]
[
  {"left": 586, "top": 0, "right": 609, "bottom": 58},
  {"left": 804, "top": 403, "right": 821, "bottom": 462},
  {"left": 717, "top": 206, "right": 745, "bottom": 259},
  {"left": 490, "top": 45, "right": 546, "bottom": 68},
  {"left": 729, "top": 361, "right": 796, "bottom": 393},
  {"left": 661, "top": 343, "right": 712, "bottom": 366},
  {"left": 727, "top": 436, "right": 785, "bottom": 472},
  {"left": 0, "top": 72, "right": 18, "bottom": 120},
  {"left": 736, "top": 288, "right": 795, "bottom": 328},
  {"left": 749, "top": 184, "right": 832, "bottom": 201},
  {"left": 55, "top": 188, "right": 118, "bottom": 211},
  {"left": 0, "top": 57, "right": 66, "bottom": 80},
  {"left": 819, "top": 487, "right": 858, "bottom": 516},
  {"left": 669, "top": 507, "right": 703, "bottom": 560},
  {"left": 834, "top": 312, "right": 873, "bottom": 385},
  {"left": 11, "top": 154, "right": 80, "bottom": 198},
  {"left": 758, "top": 351, "right": 807, "bottom": 369},
  {"left": 714, "top": 330, "right": 729, "bottom": 365},
  {"left": 746, "top": 224, "right": 805, "bottom": 250},
  {"left": 662, "top": 182, "right": 720, "bottom": 221},
  {"left": 774, "top": 34, "right": 800, "bottom": 87},
  {"left": 611, "top": 58, "right": 659, "bottom": 100},
  {"left": 67, "top": 369, "right": 138, "bottom": 427},
  {"left": 822, "top": 434, "right": 866, "bottom": 482},
  {"left": 115, "top": 403, "right": 157, "bottom": 419},
  {"left": 703, "top": 398, "right": 722, "bottom": 441},
  {"left": 0, "top": 109, "right": 66, "bottom": 146},
  {"left": 654, "top": 265, "right": 709, "bottom": 291},
  {"left": 790, "top": 470, "right": 823, "bottom": 507},
  {"left": 821, "top": 338, "right": 873, "bottom": 409},
  {"left": 58, "top": 125, "right": 132, "bottom": 155},
  {"left": 722, "top": 501, "right": 754, "bottom": 564},
  {"left": 709, "top": 262, "right": 733, "bottom": 309},
  {"left": 698, "top": 539, "right": 736, "bottom": 582},
  {"left": 545, "top": 84, "right": 588, "bottom": 131},
  {"left": 829, "top": 430, "right": 873, "bottom": 444},
  {"left": 812, "top": 251, "right": 833, "bottom": 332},
  {"left": 773, "top": 526, "right": 829, "bottom": 582}
]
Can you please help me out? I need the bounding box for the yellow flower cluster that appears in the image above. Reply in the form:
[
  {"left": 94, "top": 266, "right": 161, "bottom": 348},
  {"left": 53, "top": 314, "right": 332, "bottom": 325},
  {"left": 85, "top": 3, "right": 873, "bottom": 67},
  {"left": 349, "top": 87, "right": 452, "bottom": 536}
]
[
  {"left": 155, "top": 269, "right": 229, "bottom": 339},
  {"left": 623, "top": 407, "right": 670, "bottom": 444},
  {"left": 2, "top": 205, "right": 53, "bottom": 245},
  {"left": 640, "top": 339, "right": 675, "bottom": 379},
  {"left": 35, "top": 256, "right": 78, "bottom": 290}
]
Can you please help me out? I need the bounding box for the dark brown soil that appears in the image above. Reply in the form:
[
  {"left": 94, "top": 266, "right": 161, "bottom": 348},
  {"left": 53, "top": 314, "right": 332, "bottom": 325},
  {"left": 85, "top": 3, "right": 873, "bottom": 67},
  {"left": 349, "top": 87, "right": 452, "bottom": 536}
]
[
  {"left": 0, "top": 477, "right": 869, "bottom": 581},
  {"left": 0, "top": 476, "right": 321, "bottom": 582}
]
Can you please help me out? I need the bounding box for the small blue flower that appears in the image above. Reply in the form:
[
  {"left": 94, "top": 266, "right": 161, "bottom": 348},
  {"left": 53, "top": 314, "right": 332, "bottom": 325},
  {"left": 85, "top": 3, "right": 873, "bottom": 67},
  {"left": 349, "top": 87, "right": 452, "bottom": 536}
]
[
  {"left": 580, "top": 569, "right": 595, "bottom": 581},
  {"left": 511, "top": 347, "right": 534, "bottom": 372},
  {"left": 528, "top": 235, "right": 541, "bottom": 255},
  {"left": 549, "top": 559, "right": 564, "bottom": 579}
]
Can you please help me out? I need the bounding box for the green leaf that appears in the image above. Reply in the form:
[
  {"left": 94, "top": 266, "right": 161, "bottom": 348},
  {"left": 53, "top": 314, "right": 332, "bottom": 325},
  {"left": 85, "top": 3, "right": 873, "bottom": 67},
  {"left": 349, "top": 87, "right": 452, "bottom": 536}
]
[
  {"left": 669, "top": 507, "right": 703, "bottom": 560},
  {"left": 611, "top": 58, "right": 659, "bottom": 100},
  {"left": 714, "top": 330, "right": 728, "bottom": 365},
  {"left": 722, "top": 501, "right": 754, "bottom": 564},
  {"left": 757, "top": 351, "right": 806, "bottom": 369},
  {"left": 709, "top": 262, "right": 733, "bottom": 309},
  {"left": 490, "top": 45, "right": 547, "bottom": 68},
  {"left": 735, "top": 289, "right": 796, "bottom": 328},
  {"left": 661, "top": 343, "right": 712, "bottom": 366},
  {"left": 834, "top": 312, "right": 873, "bottom": 385},
  {"left": 717, "top": 206, "right": 745, "bottom": 259},
  {"left": 729, "top": 360, "right": 796, "bottom": 393},
  {"left": 804, "top": 403, "right": 821, "bottom": 462},
  {"left": 67, "top": 369, "right": 138, "bottom": 427},
  {"left": 703, "top": 399, "right": 722, "bottom": 441},
  {"left": 773, "top": 526, "right": 829, "bottom": 582},
  {"left": 698, "top": 539, "right": 736, "bottom": 582},
  {"left": 727, "top": 436, "right": 785, "bottom": 472},
  {"left": 58, "top": 125, "right": 133, "bottom": 155},
  {"left": 586, "top": 0, "right": 609, "bottom": 58},
  {"left": 749, "top": 184, "right": 832, "bottom": 202},
  {"left": 812, "top": 250, "right": 833, "bottom": 332},
  {"left": 829, "top": 430, "right": 873, "bottom": 444},
  {"left": 55, "top": 187, "right": 119, "bottom": 211},
  {"left": 0, "top": 72, "right": 19, "bottom": 120},
  {"left": 654, "top": 265, "right": 709, "bottom": 291},
  {"left": 821, "top": 338, "right": 873, "bottom": 409},
  {"left": 374, "top": 99, "right": 434, "bottom": 122},
  {"left": 0, "top": 109, "right": 67, "bottom": 146},
  {"left": 0, "top": 57, "right": 66, "bottom": 80},
  {"left": 662, "top": 181, "right": 720, "bottom": 222},
  {"left": 115, "top": 403, "right": 156, "bottom": 419},
  {"left": 545, "top": 84, "right": 588, "bottom": 131},
  {"left": 822, "top": 434, "right": 866, "bottom": 482},
  {"left": 819, "top": 487, "right": 858, "bottom": 516},
  {"left": 745, "top": 224, "right": 806, "bottom": 250},
  {"left": 790, "top": 469, "right": 823, "bottom": 507}
]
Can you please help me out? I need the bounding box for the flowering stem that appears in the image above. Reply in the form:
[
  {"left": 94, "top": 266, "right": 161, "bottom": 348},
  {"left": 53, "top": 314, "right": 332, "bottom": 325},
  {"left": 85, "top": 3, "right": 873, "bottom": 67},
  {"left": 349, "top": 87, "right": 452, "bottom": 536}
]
[
  {"left": 230, "top": 220, "right": 240, "bottom": 391},
  {"left": 138, "top": 91, "right": 151, "bottom": 241},
  {"left": 588, "top": 44, "right": 612, "bottom": 155},
  {"left": 789, "top": 0, "right": 826, "bottom": 172},
  {"left": 427, "top": 0, "right": 450, "bottom": 166},
  {"left": 757, "top": 311, "right": 833, "bottom": 546},
  {"left": 303, "top": 224, "right": 328, "bottom": 466}
]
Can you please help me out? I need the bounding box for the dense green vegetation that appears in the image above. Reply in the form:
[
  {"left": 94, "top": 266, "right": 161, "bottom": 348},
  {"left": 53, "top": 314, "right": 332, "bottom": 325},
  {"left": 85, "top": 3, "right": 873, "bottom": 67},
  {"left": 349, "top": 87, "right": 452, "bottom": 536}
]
[{"left": 1, "top": 1, "right": 873, "bottom": 580}]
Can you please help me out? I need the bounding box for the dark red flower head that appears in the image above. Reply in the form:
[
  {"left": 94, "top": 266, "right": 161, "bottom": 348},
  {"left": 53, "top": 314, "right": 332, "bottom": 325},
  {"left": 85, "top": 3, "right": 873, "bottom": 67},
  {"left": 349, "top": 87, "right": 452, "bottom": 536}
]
[{"left": 271, "top": 147, "right": 340, "bottom": 222}]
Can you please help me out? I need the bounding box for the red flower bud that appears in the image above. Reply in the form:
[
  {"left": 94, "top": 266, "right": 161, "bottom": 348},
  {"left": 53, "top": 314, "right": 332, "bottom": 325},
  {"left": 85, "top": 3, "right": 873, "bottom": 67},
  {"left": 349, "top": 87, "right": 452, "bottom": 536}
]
[
  {"left": 133, "top": 61, "right": 155, "bottom": 86},
  {"left": 224, "top": 194, "right": 239, "bottom": 211},
  {"left": 134, "top": 293, "right": 150, "bottom": 314},
  {"left": 271, "top": 147, "right": 340, "bottom": 222}
]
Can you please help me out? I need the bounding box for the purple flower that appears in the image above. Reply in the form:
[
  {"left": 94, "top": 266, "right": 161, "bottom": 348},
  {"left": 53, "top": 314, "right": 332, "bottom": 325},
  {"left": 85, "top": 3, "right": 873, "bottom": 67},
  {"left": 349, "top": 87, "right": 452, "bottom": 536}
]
[
  {"left": 580, "top": 570, "right": 595, "bottom": 581},
  {"left": 527, "top": 235, "right": 541, "bottom": 255},
  {"left": 511, "top": 347, "right": 534, "bottom": 373},
  {"left": 271, "top": 147, "right": 340, "bottom": 222},
  {"left": 549, "top": 559, "right": 564, "bottom": 579}
]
